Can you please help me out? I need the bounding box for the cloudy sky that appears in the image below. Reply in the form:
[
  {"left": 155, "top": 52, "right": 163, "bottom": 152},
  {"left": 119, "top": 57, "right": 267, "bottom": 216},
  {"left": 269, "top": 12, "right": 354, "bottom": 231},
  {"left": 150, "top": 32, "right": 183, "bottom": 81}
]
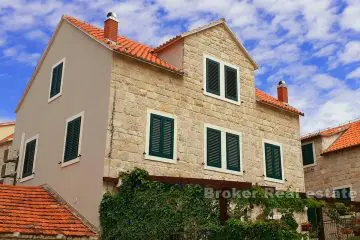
[{"left": 0, "top": 0, "right": 359, "bottom": 134}]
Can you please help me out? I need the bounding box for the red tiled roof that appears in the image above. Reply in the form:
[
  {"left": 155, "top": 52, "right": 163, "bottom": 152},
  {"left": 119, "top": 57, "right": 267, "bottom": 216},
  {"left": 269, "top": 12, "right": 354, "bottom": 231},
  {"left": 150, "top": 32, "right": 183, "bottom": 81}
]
[
  {"left": 0, "top": 185, "right": 97, "bottom": 238},
  {"left": 255, "top": 89, "right": 304, "bottom": 116},
  {"left": 63, "top": 16, "right": 180, "bottom": 73},
  {"left": 0, "top": 121, "right": 15, "bottom": 127},
  {"left": 322, "top": 120, "right": 360, "bottom": 154},
  {"left": 0, "top": 133, "right": 13, "bottom": 145}
]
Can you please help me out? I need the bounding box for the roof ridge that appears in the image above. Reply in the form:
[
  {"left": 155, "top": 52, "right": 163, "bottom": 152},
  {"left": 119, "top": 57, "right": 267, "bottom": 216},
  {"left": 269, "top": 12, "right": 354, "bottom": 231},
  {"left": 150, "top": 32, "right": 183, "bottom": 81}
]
[{"left": 302, "top": 117, "right": 360, "bottom": 139}]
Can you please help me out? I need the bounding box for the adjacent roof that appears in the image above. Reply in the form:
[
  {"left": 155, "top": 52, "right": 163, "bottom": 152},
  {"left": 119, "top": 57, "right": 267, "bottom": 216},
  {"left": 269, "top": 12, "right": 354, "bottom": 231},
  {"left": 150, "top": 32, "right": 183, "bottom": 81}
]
[
  {"left": 0, "top": 121, "right": 15, "bottom": 127},
  {"left": 0, "top": 185, "right": 97, "bottom": 238},
  {"left": 255, "top": 89, "right": 304, "bottom": 116},
  {"left": 15, "top": 15, "right": 302, "bottom": 116},
  {"left": 302, "top": 119, "right": 360, "bottom": 154}
]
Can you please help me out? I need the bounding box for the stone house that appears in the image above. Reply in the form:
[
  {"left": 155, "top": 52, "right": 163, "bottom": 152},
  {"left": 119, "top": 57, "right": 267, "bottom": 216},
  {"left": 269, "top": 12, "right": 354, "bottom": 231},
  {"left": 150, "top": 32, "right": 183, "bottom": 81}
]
[
  {"left": 302, "top": 119, "right": 360, "bottom": 201},
  {"left": 0, "top": 121, "right": 15, "bottom": 185},
  {"left": 11, "top": 13, "right": 305, "bottom": 227}
]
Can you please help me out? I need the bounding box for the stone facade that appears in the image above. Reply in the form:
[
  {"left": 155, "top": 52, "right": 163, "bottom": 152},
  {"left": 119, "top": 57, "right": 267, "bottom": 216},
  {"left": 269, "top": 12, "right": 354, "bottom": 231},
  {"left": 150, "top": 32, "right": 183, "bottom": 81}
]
[
  {"left": 303, "top": 137, "right": 360, "bottom": 201},
  {"left": 104, "top": 24, "right": 305, "bottom": 192}
]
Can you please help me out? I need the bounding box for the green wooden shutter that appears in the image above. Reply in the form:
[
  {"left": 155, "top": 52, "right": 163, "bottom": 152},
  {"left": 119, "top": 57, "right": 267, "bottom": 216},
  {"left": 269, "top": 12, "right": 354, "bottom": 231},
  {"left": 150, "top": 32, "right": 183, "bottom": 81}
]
[
  {"left": 225, "top": 65, "right": 238, "bottom": 101},
  {"left": 335, "top": 188, "right": 351, "bottom": 201},
  {"left": 302, "top": 143, "right": 314, "bottom": 166},
  {"left": 50, "top": 62, "right": 63, "bottom": 98},
  {"left": 207, "top": 128, "right": 221, "bottom": 168},
  {"left": 264, "top": 143, "right": 282, "bottom": 180},
  {"left": 206, "top": 58, "right": 220, "bottom": 95},
  {"left": 226, "top": 133, "right": 240, "bottom": 171},
  {"left": 22, "top": 139, "right": 37, "bottom": 178},
  {"left": 149, "top": 114, "right": 174, "bottom": 159},
  {"left": 64, "top": 116, "right": 81, "bottom": 162},
  {"left": 307, "top": 208, "right": 318, "bottom": 229}
]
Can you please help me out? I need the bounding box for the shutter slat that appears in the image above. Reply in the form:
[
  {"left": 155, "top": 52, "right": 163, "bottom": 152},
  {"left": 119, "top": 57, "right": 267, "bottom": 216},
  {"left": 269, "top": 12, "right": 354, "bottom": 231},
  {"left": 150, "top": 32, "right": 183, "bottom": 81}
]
[
  {"left": 149, "top": 114, "right": 174, "bottom": 160},
  {"left": 225, "top": 65, "right": 238, "bottom": 101},
  {"left": 265, "top": 143, "right": 282, "bottom": 180},
  {"left": 22, "top": 139, "right": 36, "bottom": 178},
  {"left": 206, "top": 58, "right": 220, "bottom": 95},
  {"left": 50, "top": 62, "right": 63, "bottom": 98},
  {"left": 226, "top": 133, "right": 240, "bottom": 171},
  {"left": 207, "top": 128, "right": 221, "bottom": 168},
  {"left": 302, "top": 143, "right": 314, "bottom": 165},
  {"left": 273, "top": 145, "right": 282, "bottom": 179},
  {"left": 264, "top": 143, "right": 274, "bottom": 178},
  {"left": 162, "top": 118, "right": 174, "bottom": 159},
  {"left": 64, "top": 116, "right": 81, "bottom": 162},
  {"left": 149, "top": 115, "right": 162, "bottom": 156}
]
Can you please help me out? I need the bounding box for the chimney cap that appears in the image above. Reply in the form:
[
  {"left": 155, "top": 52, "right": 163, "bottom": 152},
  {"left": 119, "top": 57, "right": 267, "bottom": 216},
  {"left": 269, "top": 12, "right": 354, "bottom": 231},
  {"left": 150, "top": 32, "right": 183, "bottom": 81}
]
[
  {"left": 278, "top": 80, "right": 287, "bottom": 87},
  {"left": 106, "top": 12, "right": 118, "bottom": 22}
]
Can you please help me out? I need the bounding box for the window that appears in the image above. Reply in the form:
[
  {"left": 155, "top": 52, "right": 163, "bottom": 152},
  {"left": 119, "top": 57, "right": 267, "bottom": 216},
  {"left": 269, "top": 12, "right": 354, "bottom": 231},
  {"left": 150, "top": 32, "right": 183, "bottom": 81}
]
[
  {"left": 263, "top": 141, "right": 284, "bottom": 182},
  {"left": 302, "top": 142, "right": 315, "bottom": 166},
  {"left": 21, "top": 135, "right": 38, "bottom": 181},
  {"left": 145, "top": 110, "right": 177, "bottom": 163},
  {"left": 203, "top": 55, "right": 240, "bottom": 104},
  {"left": 49, "top": 58, "right": 65, "bottom": 102},
  {"left": 62, "top": 112, "right": 84, "bottom": 167},
  {"left": 334, "top": 187, "right": 352, "bottom": 201},
  {"left": 204, "top": 124, "right": 242, "bottom": 175}
]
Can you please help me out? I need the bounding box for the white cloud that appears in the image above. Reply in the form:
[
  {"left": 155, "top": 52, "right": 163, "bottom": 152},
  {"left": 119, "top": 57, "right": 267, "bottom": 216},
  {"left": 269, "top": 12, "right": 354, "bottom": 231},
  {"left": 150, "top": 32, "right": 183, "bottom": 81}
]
[
  {"left": 340, "top": 0, "right": 360, "bottom": 32},
  {"left": 3, "top": 46, "right": 40, "bottom": 65},
  {"left": 338, "top": 41, "right": 360, "bottom": 64},
  {"left": 312, "top": 74, "right": 341, "bottom": 89},
  {"left": 314, "top": 44, "right": 337, "bottom": 57},
  {"left": 347, "top": 67, "right": 360, "bottom": 79},
  {"left": 25, "top": 29, "right": 49, "bottom": 41}
]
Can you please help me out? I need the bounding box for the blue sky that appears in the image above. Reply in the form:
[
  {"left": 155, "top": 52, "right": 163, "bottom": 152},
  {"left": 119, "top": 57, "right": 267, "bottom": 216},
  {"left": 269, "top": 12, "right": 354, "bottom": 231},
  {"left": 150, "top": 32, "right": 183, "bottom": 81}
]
[{"left": 0, "top": 0, "right": 359, "bottom": 134}]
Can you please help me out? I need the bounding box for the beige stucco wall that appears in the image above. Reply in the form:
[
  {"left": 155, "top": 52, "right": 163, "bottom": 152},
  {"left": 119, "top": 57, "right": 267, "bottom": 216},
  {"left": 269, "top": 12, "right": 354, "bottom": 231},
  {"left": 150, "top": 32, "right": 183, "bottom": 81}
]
[
  {"left": 105, "top": 24, "right": 304, "bottom": 192},
  {"left": 157, "top": 39, "right": 184, "bottom": 70},
  {"left": 0, "top": 125, "right": 14, "bottom": 140},
  {"left": 304, "top": 136, "right": 360, "bottom": 201},
  {"left": 12, "top": 21, "right": 112, "bottom": 226}
]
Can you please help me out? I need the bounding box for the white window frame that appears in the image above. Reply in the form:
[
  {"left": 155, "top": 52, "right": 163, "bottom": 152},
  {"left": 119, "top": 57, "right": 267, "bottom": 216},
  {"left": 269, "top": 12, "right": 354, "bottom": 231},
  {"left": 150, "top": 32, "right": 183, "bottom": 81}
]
[
  {"left": 61, "top": 111, "right": 84, "bottom": 167},
  {"left": 203, "top": 54, "right": 240, "bottom": 105},
  {"left": 302, "top": 141, "right": 316, "bottom": 168},
  {"left": 333, "top": 185, "right": 352, "bottom": 200},
  {"left": 19, "top": 134, "right": 39, "bottom": 183},
  {"left": 203, "top": 123, "right": 243, "bottom": 176},
  {"left": 263, "top": 139, "right": 285, "bottom": 184},
  {"left": 48, "top": 58, "right": 66, "bottom": 103},
  {"left": 145, "top": 109, "right": 177, "bottom": 164}
]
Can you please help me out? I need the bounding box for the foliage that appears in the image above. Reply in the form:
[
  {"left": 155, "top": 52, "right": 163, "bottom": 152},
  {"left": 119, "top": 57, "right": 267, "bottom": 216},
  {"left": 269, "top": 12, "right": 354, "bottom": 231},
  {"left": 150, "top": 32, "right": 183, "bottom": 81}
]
[
  {"left": 209, "top": 219, "right": 305, "bottom": 240},
  {"left": 100, "top": 168, "right": 220, "bottom": 240},
  {"left": 348, "top": 237, "right": 360, "bottom": 240},
  {"left": 100, "top": 168, "right": 324, "bottom": 240}
]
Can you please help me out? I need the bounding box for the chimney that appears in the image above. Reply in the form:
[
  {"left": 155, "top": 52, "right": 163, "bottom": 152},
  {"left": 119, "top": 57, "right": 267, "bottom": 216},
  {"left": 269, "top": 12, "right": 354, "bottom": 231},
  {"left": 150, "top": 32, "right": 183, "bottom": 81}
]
[
  {"left": 277, "top": 80, "right": 288, "bottom": 103},
  {"left": 104, "top": 12, "right": 118, "bottom": 43}
]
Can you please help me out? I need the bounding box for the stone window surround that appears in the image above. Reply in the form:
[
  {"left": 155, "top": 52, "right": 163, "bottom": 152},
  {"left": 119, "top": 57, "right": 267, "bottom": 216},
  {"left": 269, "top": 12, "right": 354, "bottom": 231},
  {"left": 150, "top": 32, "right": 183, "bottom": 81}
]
[
  {"left": 144, "top": 109, "right": 178, "bottom": 164},
  {"left": 203, "top": 54, "right": 240, "bottom": 105},
  {"left": 61, "top": 111, "right": 85, "bottom": 168},
  {"left": 48, "top": 57, "right": 66, "bottom": 103},
  {"left": 302, "top": 141, "right": 316, "bottom": 168},
  {"left": 262, "top": 139, "right": 285, "bottom": 184},
  {"left": 203, "top": 123, "right": 243, "bottom": 176},
  {"left": 19, "top": 134, "right": 39, "bottom": 183}
]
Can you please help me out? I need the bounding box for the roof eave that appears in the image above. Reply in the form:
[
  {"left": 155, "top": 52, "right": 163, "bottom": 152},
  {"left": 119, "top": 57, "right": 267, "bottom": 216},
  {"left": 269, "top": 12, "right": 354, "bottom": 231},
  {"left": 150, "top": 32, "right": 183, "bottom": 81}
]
[
  {"left": 321, "top": 143, "right": 360, "bottom": 156},
  {"left": 256, "top": 99, "right": 304, "bottom": 116}
]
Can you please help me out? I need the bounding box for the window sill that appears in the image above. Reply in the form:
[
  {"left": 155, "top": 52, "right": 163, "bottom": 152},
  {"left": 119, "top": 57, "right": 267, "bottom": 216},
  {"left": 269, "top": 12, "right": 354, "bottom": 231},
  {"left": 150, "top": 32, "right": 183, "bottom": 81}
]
[
  {"left": 204, "top": 166, "right": 243, "bottom": 176},
  {"left": 203, "top": 92, "right": 240, "bottom": 105},
  {"left": 48, "top": 93, "right": 62, "bottom": 103},
  {"left": 264, "top": 177, "right": 285, "bottom": 184},
  {"left": 303, "top": 163, "right": 316, "bottom": 168},
  {"left": 145, "top": 155, "right": 177, "bottom": 164},
  {"left": 19, "top": 174, "right": 34, "bottom": 183},
  {"left": 61, "top": 158, "right": 80, "bottom": 168}
]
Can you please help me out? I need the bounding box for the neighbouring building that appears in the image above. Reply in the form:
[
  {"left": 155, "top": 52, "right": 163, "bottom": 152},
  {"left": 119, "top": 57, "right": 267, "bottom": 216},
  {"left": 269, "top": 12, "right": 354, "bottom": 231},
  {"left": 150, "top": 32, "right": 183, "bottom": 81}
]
[
  {"left": 0, "top": 121, "right": 15, "bottom": 185},
  {"left": 0, "top": 184, "right": 97, "bottom": 239},
  {"left": 302, "top": 119, "right": 360, "bottom": 201},
  {"left": 11, "top": 13, "right": 305, "bottom": 227}
]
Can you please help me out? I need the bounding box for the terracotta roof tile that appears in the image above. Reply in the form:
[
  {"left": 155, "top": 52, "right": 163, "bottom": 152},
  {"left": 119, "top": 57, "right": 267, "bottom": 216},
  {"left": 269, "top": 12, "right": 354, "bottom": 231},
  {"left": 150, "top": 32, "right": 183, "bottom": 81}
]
[
  {"left": 0, "top": 133, "right": 13, "bottom": 144},
  {"left": 0, "top": 121, "right": 15, "bottom": 127},
  {"left": 0, "top": 185, "right": 96, "bottom": 238},
  {"left": 322, "top": 120, "right": 360, "bottom": 154},
  {"left": 63, "top": 15, "right": 180, "bottom": 73},
  {"left": 255, "top": 89, "right": 304, "bottom": 116}
]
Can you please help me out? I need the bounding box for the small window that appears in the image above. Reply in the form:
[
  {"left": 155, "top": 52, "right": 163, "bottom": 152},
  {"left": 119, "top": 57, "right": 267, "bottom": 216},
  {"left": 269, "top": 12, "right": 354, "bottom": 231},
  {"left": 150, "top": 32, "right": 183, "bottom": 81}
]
[
  {"left": 334, "top": 187, "right": 351, "bottom": 201},
  {"left": 49, "top": 59, "right": 65, "bottom": 101},
  {"left": 21, "top": 136, "right": 38, "bottom": 180},
  {"left": 204, "top": 55, "right": 240, "bottom": 104},
  {"left": 302, "top": 142, "right": 315, "bottom": 166},
  {"left": 145, "top": 110, "right": 176, "bottom": 163},
  {"left": 205, "top": 124, "right": 242, "bottom": 175},
  {"left": 264, "top": 141, "right": 283, "bottom": 181},
  {"left": 63, "top": 112, "right": 83, "bottom": 166}
]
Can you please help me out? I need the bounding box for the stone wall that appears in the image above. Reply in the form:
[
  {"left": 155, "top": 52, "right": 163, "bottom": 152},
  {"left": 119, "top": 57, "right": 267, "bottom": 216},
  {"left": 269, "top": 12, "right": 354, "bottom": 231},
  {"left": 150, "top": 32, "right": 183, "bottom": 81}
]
[
  {"left": 304, "top": 137, "right": 360, "bottom": 201},
  {"left": 104, "top": 24, "right": 305, "bottom": 192}
]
